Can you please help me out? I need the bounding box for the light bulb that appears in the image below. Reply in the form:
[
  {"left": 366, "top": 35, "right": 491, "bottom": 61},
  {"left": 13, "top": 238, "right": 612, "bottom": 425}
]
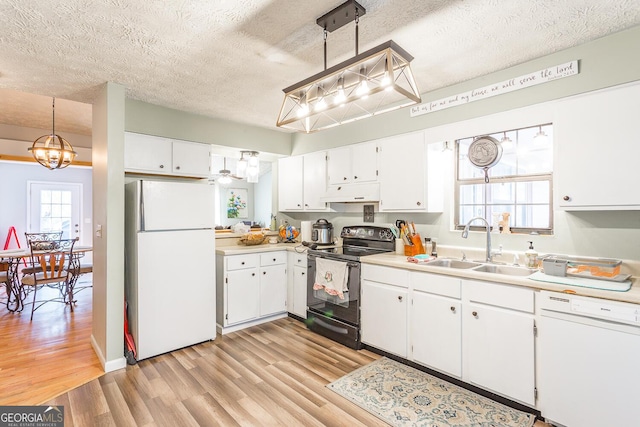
[
  {"left": 218, "top": 175, "right": 232, "bottom": 185},
  {"left": 334, "top": 77, "right": 346, "bottom": 105},
  {"left": 297, "top": 102, "right": 309, "bottom": 118},
  {"left": 315, "top": 97, "right": 327, "bottom": 112},
  {"left": 356, "top": 67, "right": 369, "bottom": 98}
]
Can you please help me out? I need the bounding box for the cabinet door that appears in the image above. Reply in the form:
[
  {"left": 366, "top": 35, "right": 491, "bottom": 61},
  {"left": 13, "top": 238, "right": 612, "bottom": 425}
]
[
  {"left": 302, "top": 151, "right": 328, "bottom": 211},
  {"left": 412, "top": 292, "right": 461, "bottom": 378},
  {"left": 292, "top": 265, "right": 308, "bottom": 317},
  {"left": 378, "top": 132, "right": 427, "bottom": 211},
  {"left": 352, "top": 142, "right": 378, "bottom": 183},
  {"left": 172, "top": 140, "right": 211, "bottom": 177},
  {"left": 278, "top": 156, "right": 304, "bottom": 211},
  {"left": 555, "top": 83, "right": 640, "bottom": 209},
  {"left": 462, "top": 303, "right": 535, "bottom": 405},
  {"left": 124, "top": 133, "right": 172, "bottom": 173},
  {"left": 361, "top": 280, "right": 408, "bottom": 357},
  {"left": 327, "top": 146, "right": 352, "bottom": 185},
  {"left": 226, "top": 269, "right": 259, "bottom": 325},
  {"left": 260, "top": 265, "right": 287, "bottom": 316}
]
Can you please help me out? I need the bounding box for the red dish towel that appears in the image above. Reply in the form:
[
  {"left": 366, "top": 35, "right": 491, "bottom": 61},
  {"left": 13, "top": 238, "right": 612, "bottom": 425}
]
[{"left": 313, "top": 258, "right": 349, "bottom": 300}]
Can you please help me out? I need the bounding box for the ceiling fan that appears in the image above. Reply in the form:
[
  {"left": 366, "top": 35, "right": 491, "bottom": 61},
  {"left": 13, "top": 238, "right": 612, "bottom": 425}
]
[{"left": 211, "top": 157, "right": 242, "bottom": 184}]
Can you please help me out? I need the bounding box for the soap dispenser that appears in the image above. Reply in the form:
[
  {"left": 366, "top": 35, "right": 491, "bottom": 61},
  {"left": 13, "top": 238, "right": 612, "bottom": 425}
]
[{"left": 525, "top": 241, "right": 538, "bottom": 269}]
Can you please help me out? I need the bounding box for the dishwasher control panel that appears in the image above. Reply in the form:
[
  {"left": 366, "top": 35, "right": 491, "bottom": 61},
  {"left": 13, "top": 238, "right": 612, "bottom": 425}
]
[{"left": 539, "top": 291, "right": 640, "bottom": 326}]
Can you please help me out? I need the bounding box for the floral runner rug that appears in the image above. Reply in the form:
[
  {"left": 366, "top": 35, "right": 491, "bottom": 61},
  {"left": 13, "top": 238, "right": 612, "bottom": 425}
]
[{"left": 327, "top": 357, "right": 535, "bottom": 427}]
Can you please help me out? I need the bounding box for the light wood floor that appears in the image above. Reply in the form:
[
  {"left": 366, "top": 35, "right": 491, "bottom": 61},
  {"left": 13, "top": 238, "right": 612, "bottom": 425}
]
[
  {"left": 44, "top": 316, "right": 550, "bottom": 426},
  {"left": 0, "top": 277, "right": 103, "bottom": 405}
]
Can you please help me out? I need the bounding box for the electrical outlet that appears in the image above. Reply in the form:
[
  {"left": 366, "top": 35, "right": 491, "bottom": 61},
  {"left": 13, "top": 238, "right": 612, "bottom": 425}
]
[{"left": 363, "top": 205, "right": 374, "bottom": 222}]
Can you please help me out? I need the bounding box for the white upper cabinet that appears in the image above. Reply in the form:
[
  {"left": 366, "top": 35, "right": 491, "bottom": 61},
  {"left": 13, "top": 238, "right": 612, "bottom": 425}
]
[
  {"left": 278, "top": 152, "right": 328, "bottom": 212},
  {"left": 377, "top": 131, "right": 443, "bottom": 212},
  {"left": 302, "top": 151, "right": 329, "bottom": 210},
  {"left": 124, "top": 132, "right": 211, "bottom": 178},
  {"left": 327, "top": 142, "right": 377, "bottom": 185},
  {"left": 171, "top": 140, "right": 212, "bottom": 177},
  {"left": 124, "top": 133, "right": 173, "bottom": 174},
  {"left": 554, "top": 82, "right": 640, "bottom": 210}
]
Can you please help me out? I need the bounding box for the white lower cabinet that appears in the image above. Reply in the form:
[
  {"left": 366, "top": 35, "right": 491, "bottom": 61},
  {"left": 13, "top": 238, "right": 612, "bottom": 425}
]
[
  {"left": 287, "top": 252, "right": 308, "bottom": 318},
  {"left": 410, "top": 272, "right": 462, "bottom": 378},
  {"left": 360, "top": 266, "right": 536, "bottom": 408},
  {"left": 461, "top": 280, "right": 535, "bottom": 406},
  {"left": 361, "top": 265, "right": 409, "bottom": 358},
  {"left": 227, "top": 267, "right": 260, "bottom": 324},
  {"left": 216, "top": 251, "right": 287, "bottom": 333}
]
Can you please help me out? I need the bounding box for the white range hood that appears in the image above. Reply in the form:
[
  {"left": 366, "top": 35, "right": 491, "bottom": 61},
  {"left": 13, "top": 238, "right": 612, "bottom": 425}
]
[{"left": 320, "top": 182, "right": 380, "bottom": 203}]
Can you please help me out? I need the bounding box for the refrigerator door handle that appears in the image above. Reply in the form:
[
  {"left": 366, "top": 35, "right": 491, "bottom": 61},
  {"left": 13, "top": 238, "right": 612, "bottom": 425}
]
[{"left": 139, "top": 181, "right": 145, "bottom": 231}]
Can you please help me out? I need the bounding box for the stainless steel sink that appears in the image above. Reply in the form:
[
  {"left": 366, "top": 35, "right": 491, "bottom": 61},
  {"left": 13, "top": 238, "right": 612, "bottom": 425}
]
[
  {"left": 472, "top": 264, "right": 537, "bottom": 276},
  {"left": 427, "top": 259, "right": 482, "bottom": 269}
]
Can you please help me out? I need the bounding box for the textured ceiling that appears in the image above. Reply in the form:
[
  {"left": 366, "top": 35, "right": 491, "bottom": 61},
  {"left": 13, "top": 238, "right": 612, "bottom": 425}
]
[{"left": 1, "top": 0, "right": 639, "bottom": 137}]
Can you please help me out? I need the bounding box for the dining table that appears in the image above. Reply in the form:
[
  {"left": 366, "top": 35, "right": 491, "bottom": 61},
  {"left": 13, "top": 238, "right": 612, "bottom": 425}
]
[{"left": 0, "top": 246, "right": 92, "bottom": 313}]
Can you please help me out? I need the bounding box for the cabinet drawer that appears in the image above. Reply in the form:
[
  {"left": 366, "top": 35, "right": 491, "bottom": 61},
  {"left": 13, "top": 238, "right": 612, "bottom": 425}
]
[
  {"left": 412, "top": 272, "right": 461, "bottom": 299},
  {"left": 362, "top": 264, "right": 409, "bottom": 288},
  {"left": 226, "top": 254, "right": 259, "bottom": 270},
  {"left": 291, "top": 253, "right": 307, "bottom": 267},
  {"left": 260, "top": 251, "right": 287, "bottom": 266},
  {"left": 462, "top": 280, "right": 534, "bottom": 313}
]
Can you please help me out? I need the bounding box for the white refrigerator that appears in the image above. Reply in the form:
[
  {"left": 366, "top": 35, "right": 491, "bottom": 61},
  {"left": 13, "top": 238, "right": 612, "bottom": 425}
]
[{"left": 125, "top": 180, "right": 216, "bottom": 360}]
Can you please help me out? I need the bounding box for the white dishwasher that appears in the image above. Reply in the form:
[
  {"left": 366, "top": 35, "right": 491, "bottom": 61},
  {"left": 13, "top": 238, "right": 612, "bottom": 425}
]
[{"left": 537, "top": 291, "right": 640, "bottom": 427}]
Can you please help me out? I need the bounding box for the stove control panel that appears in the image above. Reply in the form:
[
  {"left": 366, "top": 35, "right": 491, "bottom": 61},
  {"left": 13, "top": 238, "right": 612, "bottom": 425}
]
[{"left": 341, "top": 226, "right": 395, "bottom": 242}]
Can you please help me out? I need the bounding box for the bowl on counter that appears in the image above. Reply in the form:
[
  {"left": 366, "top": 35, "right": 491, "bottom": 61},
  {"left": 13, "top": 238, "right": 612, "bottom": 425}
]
[{"left": 238, "top": 233, "right": 266, "bottom": 246}]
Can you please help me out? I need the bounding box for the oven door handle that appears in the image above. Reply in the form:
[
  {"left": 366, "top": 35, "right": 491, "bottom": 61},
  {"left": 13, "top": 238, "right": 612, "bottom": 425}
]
[{"left": 313, "top": 317, "right": 349, "bottom": 335}]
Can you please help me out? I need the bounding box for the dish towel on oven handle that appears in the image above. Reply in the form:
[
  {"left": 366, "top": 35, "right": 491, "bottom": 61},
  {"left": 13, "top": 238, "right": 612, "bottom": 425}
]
[{"left": 313, "top": 257, "right": 349, "bottom": 300}]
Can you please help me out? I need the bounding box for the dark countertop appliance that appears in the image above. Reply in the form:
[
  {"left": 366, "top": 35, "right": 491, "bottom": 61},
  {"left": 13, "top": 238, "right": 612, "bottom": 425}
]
[
  {"left": 311, "top": 218, "right": 334, "bottom": 245},
  {"left": 306, "top": 225, "right": 395, "bottom": 349}
]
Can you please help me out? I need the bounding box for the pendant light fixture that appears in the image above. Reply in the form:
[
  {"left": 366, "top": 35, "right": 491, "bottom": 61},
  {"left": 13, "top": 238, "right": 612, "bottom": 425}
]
[
  {"left": 533, "top": 125, "right": 549, "bottom": 145},
  {"left": 245, "top": 151, "right": 260, "bottom": 183},
  {"left": 276, "top": 0, "right": 421, "bottom": 133},
  {"left": 236, "top": 152, "right": 248, "bottom": 178},
  {"left": 28, "top": 97, "right": 77, "bottom": 169}
]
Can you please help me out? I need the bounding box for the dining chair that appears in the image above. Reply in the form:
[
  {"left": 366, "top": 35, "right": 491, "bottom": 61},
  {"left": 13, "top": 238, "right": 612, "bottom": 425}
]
[
  {"left": 22, "top": 231, "right": 63, "bottom": 276},
  {"left": 21, "top": 238, "right": 78, "bottom": 320}
]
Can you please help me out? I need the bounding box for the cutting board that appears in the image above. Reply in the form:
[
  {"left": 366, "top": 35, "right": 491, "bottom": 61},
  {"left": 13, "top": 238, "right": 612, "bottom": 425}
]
[{"left": 528, "top": 271, "right": 632, "bottom": 292}]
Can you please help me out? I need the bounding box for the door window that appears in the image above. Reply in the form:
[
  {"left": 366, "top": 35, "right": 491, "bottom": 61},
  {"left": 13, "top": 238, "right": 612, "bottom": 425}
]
[{"left": 28, "top": 182, "right": 82, "bottom": 241}]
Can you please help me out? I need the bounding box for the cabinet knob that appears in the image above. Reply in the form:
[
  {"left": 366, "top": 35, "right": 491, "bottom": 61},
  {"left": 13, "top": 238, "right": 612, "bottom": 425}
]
[
  {"left": 301, "top": 272, "right": 305, "bottom": 275},
  {"left": 416, "top": 201, "right": 422, "bottom": 206},
  {"left": 159, "top": 164, "right": 164, "bottom": 169},
  {"left": 304, "top": 204, "right": 308, "bottom": 207},
  {"left": 297, "top": 204, "right": 301, "bottom": 207},
  {"left": 343, "top": 176, "right": 347, "bottom": 180},
  {"left": 354, "top": 176, "right": 358, "bottom": 180},
  {"left": 397, "top": 295, "right": 403, "bottom": 302},
  {"left": 472, "top": 311, "right": 478, "bottom": 317},
  {"left": 251, "top": 273, "right": 255, "bottom": 276},
  {"left": 273, "top": 258, "right": 276, "bottom": 262},
  {"left": 241, "top": 261, "right": 245, "bottom": 265},
  {"left": 450, "top": 306, "right": 456, "bottom": 312},
  {"left": 176, "top": 166, "right": 181, "bottom": 170},
  {"left": 563, "top": 195, "right": 570, "bottom": 201}
]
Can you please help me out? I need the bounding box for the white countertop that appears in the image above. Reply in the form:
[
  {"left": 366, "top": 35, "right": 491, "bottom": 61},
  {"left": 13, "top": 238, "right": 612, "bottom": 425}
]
[
  {"left": 361, "top": 252, "right": 640, "bottom": 305},
  {"left": 216, "top": 242, "right": 307, "bottom": 255}
]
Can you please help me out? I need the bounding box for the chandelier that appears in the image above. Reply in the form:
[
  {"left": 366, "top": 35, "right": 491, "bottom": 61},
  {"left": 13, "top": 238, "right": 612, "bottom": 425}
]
[
  {"left": 276, "top": 0, "right": 421, "bottom": 133},
  {"left": 28, "top": 97, "right": 76, "bottom": 169}
]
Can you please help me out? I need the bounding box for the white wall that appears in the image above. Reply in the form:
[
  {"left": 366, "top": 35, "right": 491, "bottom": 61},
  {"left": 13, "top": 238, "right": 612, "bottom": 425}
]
[{"left": 0, "top": 161, "right": 92, "bottom": 248}]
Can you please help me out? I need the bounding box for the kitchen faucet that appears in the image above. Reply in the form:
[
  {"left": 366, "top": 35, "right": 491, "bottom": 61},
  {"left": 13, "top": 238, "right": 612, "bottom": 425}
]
[{"left": 461, "top": 216, "right": 501, "bottom": 262}]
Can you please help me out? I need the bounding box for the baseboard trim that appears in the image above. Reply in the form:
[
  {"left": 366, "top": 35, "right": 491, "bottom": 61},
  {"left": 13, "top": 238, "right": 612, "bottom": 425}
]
[
  {"left": 217, "top": 312, "right": 288, "bottom": 335},
  {"left": 90, "top": 334, "right": 126, "bottom": 373}
]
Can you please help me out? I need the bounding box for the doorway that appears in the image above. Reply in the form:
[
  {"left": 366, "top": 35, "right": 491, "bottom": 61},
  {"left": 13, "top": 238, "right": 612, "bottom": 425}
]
[{"left": 27, "top": 181, "right": 83, "bottom": 244}]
